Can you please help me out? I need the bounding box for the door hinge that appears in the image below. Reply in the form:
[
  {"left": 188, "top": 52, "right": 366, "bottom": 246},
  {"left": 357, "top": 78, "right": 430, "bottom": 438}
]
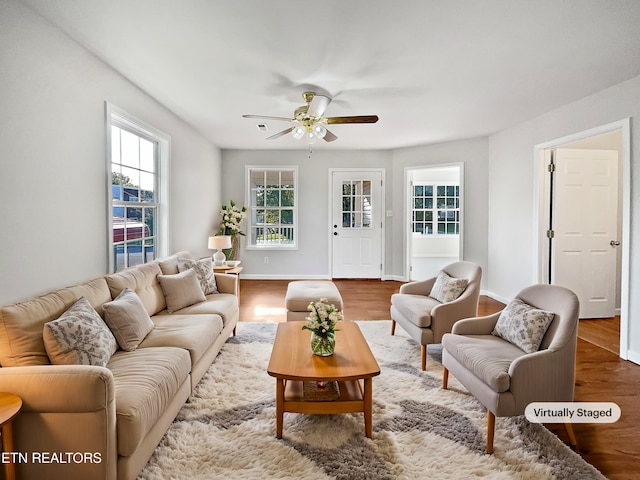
[
  {"left": 548, "top": 163, "right": 556, "bottom": 173},
  {"left": 547, "top": 229, "right": 555, "bottom": 239}
]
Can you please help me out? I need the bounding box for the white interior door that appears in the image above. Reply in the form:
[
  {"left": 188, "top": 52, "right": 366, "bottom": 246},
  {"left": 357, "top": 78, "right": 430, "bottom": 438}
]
[
  {"left": 552, "top": 148, "right": 619, "bottom": 318},
  {"left": 331, "top": 170, "right": 383, "bottom": 278}
]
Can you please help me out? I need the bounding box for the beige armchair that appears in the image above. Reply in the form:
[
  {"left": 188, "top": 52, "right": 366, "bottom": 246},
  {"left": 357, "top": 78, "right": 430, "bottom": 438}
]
[
  {"left": 390, "top": 261, "right": 482, "bottom": 370},
  {"left": 441, "top": 284, "right": 580, "bottom": 454}
]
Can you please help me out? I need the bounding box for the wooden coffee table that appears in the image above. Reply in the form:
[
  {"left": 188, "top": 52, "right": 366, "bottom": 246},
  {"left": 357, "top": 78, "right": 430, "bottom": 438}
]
[{"left": 267, "top": 321, "right": 380, "bottom": 438}]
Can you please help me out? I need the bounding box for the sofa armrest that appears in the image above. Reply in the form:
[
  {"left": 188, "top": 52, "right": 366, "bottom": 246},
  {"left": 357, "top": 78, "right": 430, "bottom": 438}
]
[
  {"left": 215, "top": 273, "right": 239, "bottom": 296},
  {"left": 0, "top": 365, "right": 114, "bottom": 412},
  {"left": 0, "top": 365, "right": 118, "bottom": 480},
  {"left": 451, "top": 312, "right": 502, "bottom": 335},
  {"left": 399, "top": 277, "right": 436, "bottom": 295}
]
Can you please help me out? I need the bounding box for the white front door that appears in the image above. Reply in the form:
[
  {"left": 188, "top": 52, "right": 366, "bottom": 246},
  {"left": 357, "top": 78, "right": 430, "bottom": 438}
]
[
  {"left": 331, "top": 170, "right": 383, "bottom": 278},
  {"left": 552, "top": 148, "right": 619, "bottom": 318}
]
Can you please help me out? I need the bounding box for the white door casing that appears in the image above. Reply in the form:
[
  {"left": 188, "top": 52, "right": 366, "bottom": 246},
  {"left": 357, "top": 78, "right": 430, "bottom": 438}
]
[
  {"left": 331, "top": 170, "right": 383, "bottom": 278},
  {"left": 551, "top": 148, "right": 619, "bottom": 318}
]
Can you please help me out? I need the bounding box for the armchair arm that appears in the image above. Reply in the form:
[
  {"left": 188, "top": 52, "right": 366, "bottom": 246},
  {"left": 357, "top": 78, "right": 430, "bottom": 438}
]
[
  {"left": 508, "top": 346, "right": 577, "bottom": 413},
  {"left": 451, "top": 311, "right": 502, "bottom": 335},
  {"left": 215, "top": 273, "right": 239, "bottom": 296},
  {"left": 399, "top": 277, "right": 436, "bottom": 296}
]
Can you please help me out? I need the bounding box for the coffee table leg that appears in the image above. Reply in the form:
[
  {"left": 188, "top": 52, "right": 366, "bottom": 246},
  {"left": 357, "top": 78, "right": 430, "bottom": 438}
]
[
  {"left": 275, "top": 378, "right": 284, "bottom": 439},
  {"left": 364, "top": 378, "right": 373, "bottom": 438}
]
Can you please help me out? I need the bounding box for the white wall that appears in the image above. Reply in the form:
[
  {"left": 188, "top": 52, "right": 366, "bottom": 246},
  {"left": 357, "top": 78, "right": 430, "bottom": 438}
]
[
  {"left": 220, "top": 149, "right": 392, "bottom": 277},
  {"left": 391, "top": 138, "right": 490, "bottom": 283},
  {"left": 0, "top": 0, "right": 221, "bottom": 304},
  {"left": 487, "top": 74, "right": 640, "bottom": 361}
]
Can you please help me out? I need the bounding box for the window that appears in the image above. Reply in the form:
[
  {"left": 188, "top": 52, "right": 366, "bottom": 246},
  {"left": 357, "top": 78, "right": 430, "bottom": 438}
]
[
  {"left": 247, "top": 167, "right": 297, "bottom": 249},
  {"left": 412, "top": 184, "right": 460, "bottom": 235},
  {"left": 107, "top": 104, "right": 169, "bottom": 271}
]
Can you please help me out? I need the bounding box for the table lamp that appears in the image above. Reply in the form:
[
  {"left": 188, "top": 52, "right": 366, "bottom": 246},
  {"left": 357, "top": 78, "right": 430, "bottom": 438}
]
[{"left": 208, "top": 235, "right": 232, "bottom": 266}]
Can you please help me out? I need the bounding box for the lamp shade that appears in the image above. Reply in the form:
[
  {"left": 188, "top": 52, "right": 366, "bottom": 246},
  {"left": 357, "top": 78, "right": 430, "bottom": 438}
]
[{"left": 208, "top": 235, "right": 232, "bottom": 250}]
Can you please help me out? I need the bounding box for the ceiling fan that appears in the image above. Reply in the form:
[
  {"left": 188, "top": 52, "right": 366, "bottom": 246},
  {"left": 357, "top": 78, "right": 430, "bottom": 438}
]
[{"left": 243, "top": 92, "right": 379, "bottom": 144}]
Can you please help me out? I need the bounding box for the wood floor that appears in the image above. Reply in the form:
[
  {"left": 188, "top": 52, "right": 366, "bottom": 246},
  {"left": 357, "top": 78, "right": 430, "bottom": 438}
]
[{"left": 239, "top": 279, "right": 639, "bottom": 479}]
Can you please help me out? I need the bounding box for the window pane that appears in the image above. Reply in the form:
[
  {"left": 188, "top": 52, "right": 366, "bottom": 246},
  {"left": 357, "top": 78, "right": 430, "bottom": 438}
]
[
  {"left": 266, "top": 189, "right": 279, "bottom": 207},
  {"left": 437, "top": 185, "right": 445, "bottom": 196},
  {"left": 414, "top": 198, "right": 423, "bottom": 209},
  {"left": 140, "top": 138, "right": 155, "bottom": 172},
  {"left": 414, "top": 185, "right": 423, "bottom": 196},
  {"left": 281, "top": 209, "right": 293, "bottom": 224},
  {"left": 121, "top": 130, "right": 139, "bottom": 169},
  {"left": 425, "top": 185, "right": 433, "bottom": 196},
  {"left": 281, "top": 189, "right": 294, "bottom": 207}
]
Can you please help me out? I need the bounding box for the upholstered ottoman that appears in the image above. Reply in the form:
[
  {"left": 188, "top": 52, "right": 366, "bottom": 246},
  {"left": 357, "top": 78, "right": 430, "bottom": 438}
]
[{"left": 285, "top": 281, "right": 344, "bottom": 321}]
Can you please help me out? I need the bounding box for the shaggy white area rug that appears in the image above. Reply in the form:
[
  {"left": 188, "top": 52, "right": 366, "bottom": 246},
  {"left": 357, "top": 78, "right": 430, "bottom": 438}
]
[{"left": 138, "top": 321, "right": 605, "bottom": 480}]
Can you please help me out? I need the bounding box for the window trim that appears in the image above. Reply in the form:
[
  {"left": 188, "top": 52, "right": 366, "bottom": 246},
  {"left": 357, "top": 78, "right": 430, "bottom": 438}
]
[
  {"left": 245, "top": 165, "right": 299, "bottom": 250},
  {"left": 105, "top": 102, "right": 170, "bottom": 272}
]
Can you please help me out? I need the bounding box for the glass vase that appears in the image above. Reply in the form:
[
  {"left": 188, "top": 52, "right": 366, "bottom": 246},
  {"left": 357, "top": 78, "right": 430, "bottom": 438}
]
[{"left": 310, "top": 332, "right": 335, "bottom": 356}]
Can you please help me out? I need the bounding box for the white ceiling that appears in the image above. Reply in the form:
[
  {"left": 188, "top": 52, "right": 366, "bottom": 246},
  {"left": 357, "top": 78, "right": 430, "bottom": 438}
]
[{"left": 21, "top": 0, "right": 640, "bottom": 150}]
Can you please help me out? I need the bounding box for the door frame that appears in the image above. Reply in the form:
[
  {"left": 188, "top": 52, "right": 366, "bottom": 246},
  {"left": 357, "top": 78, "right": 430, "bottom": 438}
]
[
  {"left": 533, "top": 118, "right": 631, "bottom": 360},
  {"left": 327, "top": 167, "right": 386, "bottom": 279},
  {"left": 403, "top": 163, "right": 465, "bottom": 282}
]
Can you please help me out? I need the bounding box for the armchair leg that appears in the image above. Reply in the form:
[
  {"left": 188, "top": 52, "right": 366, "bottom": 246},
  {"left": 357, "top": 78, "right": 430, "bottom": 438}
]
[
  {"left": 442, "top": 367, "right": 449, "bottom": 389},
  {"left": 391, "top": 319, "right": 396, "bottom": 336},
  {"left": 564, "top": 422, "right": 579, "bottom": 451},
  {"left": 487, "top": 411, "right": 495, "bottom": 454},
  {"left": 421, "top": 345, "right": 427, "bottom": 371}
]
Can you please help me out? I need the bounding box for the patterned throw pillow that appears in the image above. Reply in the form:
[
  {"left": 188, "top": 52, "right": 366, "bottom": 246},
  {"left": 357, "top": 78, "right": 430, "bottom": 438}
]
[
  {"left": 178, "top": 256, "right": 218, "bottom": 295},
  {"left": 103, "top": 288, "right": 155, "bottom": 351},
  {"left": 43, "top": 297, "right": 117, "bottom": 367},
  {"left": 429, "top": 271, "right": 469, "bottom": 303},
  {"left": 492, "top": 298, "right": 555, "bottom": 353}
]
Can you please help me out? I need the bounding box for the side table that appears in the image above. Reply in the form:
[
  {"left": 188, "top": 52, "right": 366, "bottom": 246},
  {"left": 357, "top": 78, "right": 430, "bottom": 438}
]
[{"left": 0, "top": 393, "right": 22, "bottom": 480}]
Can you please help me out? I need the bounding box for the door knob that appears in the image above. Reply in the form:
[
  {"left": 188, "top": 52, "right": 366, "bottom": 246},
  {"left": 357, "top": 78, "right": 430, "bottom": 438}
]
[
  {"left": 610, "top": 240, "right": 621, "bottom": 246},
  {"left": 333, "top": 232, "right": 338, "bottom": 236},
  {"left": 333, "top": 225, "right": 338, "bottom": 228}
]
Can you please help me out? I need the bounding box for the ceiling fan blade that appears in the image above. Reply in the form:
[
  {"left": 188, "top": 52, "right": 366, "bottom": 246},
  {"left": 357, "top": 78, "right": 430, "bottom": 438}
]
[
  {"left": 266, "top": 127, "right": 294, "bottom": 140},
  {"left": 323, "top": 129, "right": 338, "bottom": 142},
  {"left": 326, "top": 115, "right": 379, "bottom": 124},
  {"left": 243, "top": 114, "right": 293, "bottom": 122},
  {"left": 307, "top": 94, "right": 331, "bottom": 117}
]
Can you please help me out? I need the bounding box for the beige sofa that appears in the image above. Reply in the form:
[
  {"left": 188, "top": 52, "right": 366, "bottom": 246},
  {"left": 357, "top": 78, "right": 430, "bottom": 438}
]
[{"left": 0, "top": 251, "right": 238, "bottom": 480}]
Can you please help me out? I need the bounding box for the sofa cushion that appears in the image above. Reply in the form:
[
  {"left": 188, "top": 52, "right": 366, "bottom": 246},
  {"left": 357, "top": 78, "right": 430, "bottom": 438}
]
[
  {"left": 43, "top": 297, "right": 117, "bottom": 367},
  {"left": 492, "top": 298, "right": 555, "bottom": 354},
  {"left": 0, "top": 278, "right": 112, "bottom": 367},
  {"left": 390, "top": 293, "right": 440, "bottom": 328},
  {"left": 442, "top": 334, "right": 527, "bottom": 392},
  {"left": 157, "top": 251, "right": 193, "bottom": 275},
  {"left": 108, "top": 346, "right": 191, "bottom": 457},
  {"left": 140, "top": 314, "right": 223, "bottom": 366},
  {"left": 103, "top": 288, "right": 155, "bottom": 351},
  {"left": 105, "top": 262, "right": 166, "bottom": 316},
  {"left": 178, "top": 256, "right": 217, "bottom": 295},
  {"left": 157, "top": 269, "right": 206, "bottom": 314},
  {"left": 155, "top": 293, "right": 238, "bottom": 326},
  {"left": 429, "top": 271, "right": 468, "bottom": 303}
]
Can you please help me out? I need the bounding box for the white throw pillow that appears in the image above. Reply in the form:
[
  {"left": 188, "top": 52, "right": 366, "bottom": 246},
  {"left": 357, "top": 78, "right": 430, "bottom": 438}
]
[
  {"left": 177, "top": 256, "right": 218, "bottom": 295},
  {"left": 103, "top": 288, "right": 155, "bottom": 351},
  {"left": 158, "top": 268, "right": 207, "bottom": 314},
  {"left": 43, "top": 297, "right": 117, "bottom": 367},
  {"left": 492, "top": 298, "right": 555, "bottom": 353},
  {"left": 429, "top": 271, "right": 468, "bottom": 303}
]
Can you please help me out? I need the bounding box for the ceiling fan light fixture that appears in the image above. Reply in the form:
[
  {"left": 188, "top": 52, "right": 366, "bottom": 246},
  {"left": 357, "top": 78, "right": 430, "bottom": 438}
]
[
  {"left": 313, "top": 124, "right": 327, "bottom": 139},
  {"left": 305, "top": 131, "right": 317, "bottom": 144},
  {"left": 292, "top": 126, "right": 305, "bottom": 140}
]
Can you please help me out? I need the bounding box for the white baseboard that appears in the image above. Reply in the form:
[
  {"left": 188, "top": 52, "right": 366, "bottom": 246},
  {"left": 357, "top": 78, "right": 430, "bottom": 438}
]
[
  {"left": 481, "top": 290, "right": 509, "bottom": 304},
  {"left": 625, "top": 349, "right": 640, "bottom": 366},
  {"left": 383, "top": 274, "right": 406, "bottom": 282},
  {"left": 240, "top": 274, "right": 331, "bottom": 280}
]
